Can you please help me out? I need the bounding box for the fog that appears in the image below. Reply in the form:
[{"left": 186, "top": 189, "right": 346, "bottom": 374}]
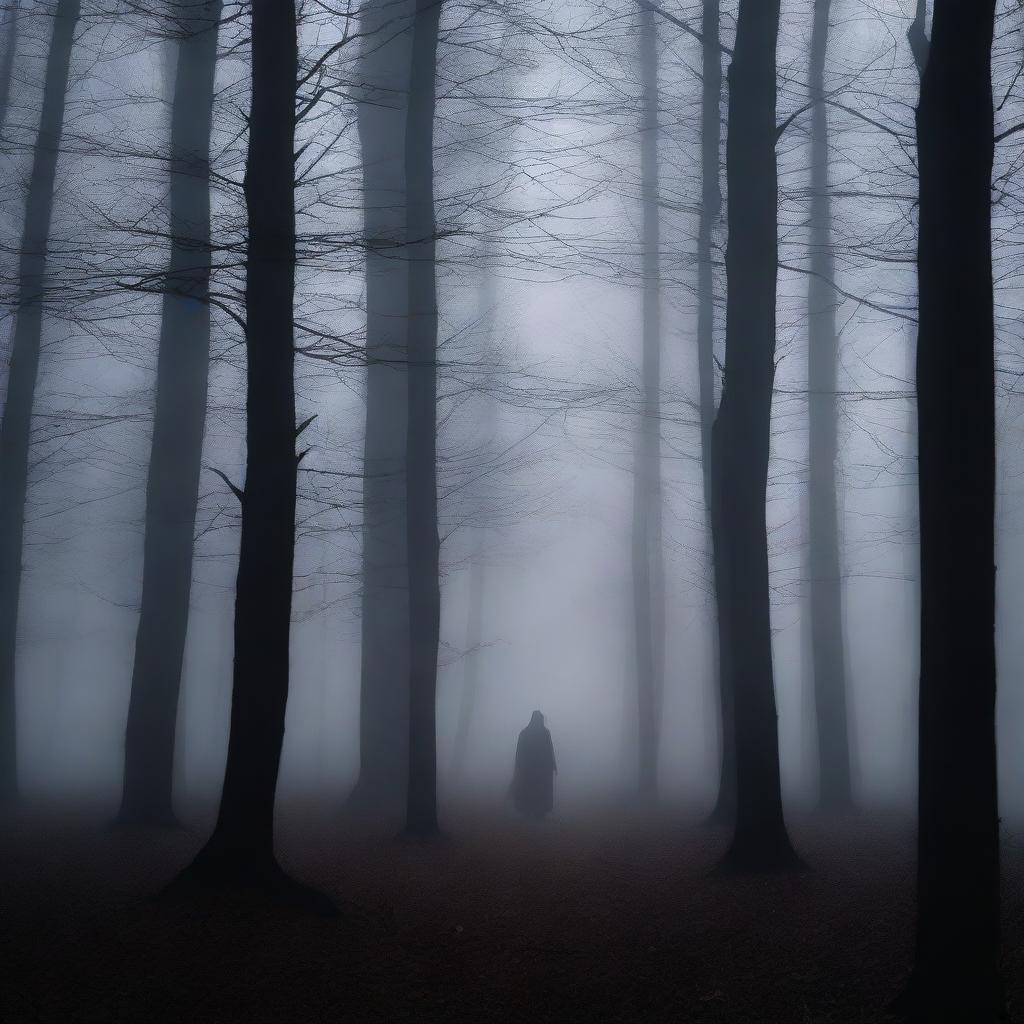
[
  {"left": 4, "top": 1, "right": 1020, "bottom": 819},
  {"left": 1, "top": 1, "right": 1021, "bottom": 1019}
]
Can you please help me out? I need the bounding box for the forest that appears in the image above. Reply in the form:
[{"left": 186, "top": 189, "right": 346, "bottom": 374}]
[{"left": 0, "top": 0, "right": 1021, "bottom": 1021}]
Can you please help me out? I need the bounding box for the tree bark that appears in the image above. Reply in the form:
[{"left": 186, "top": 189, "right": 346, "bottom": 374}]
[
  {"left": 905, "top": 0, "right": 1002, "bottom": 1016},
  {"left": 403, "top": 0, "right": 442, "bottom": 838},
  {"left": 116, "top": 1, "right": 222, "bottom": 827},
  {"left": 632, "top": 1, "right": 665, "bottom": 800},
  {"left": 714, "top": 0, "right": 799, "bottom": 871},
  {"left": 347, "top": 0, "right": 413, "bottom": 817},
  {"left": 0, "top": 0, "right": 79, "bottom": 803},
  {"left": 805, "top": 0, "right": 852, "bottom": 811},
  {"left": 175, "top": 2, "right": 314, "bottom": 902}
]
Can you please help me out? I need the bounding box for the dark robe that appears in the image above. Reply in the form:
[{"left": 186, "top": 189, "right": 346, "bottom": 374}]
[{"left": 512, "top": 711, "right": 556, "bottom": 817}]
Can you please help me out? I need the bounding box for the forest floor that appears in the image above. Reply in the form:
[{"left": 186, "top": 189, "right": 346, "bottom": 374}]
[{"left": 3, "top": 802, "right": 1023, "bottom": 1023}]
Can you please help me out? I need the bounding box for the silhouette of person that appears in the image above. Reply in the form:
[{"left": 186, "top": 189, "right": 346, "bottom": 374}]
[{"left": 512, "top": 711, "right": 557, "bottom": 818}]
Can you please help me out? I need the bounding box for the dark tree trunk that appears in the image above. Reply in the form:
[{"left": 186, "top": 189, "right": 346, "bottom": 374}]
[
  {"left": 174, "top": 2, "right": 316, "bottom": 904},
  {"left": 348, "top": 0, "right": 412, "bottom": 817},
  {"left": 632, "top": 1, "right": 664, "bottom": 800},
  {"left": 806, "top": 0, "right": 852, "bottom": 811},
  {"left": 713, "top": 0, "right": 799, "bottom": 871},
  {"left": 403, "top": 0, "right": 442, "bottom": 838},
  {"left": 0, "top": 0, "right": 20, "bottom": 135},
  {"left": 0, "top": 0, "right": 79, "bottom": 804},
  {"left": 699, "top": 0, "right": 734, "bottom": 827},
  {"left": 116, "top": 1, "right": 222, "bottom": 828},
  {"left": 904, "top": 0, "right": 1002, "bottom": 1016}
]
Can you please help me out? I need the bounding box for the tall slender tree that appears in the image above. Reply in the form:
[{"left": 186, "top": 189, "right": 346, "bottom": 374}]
[
  {"left": 0, "top": 0, "right": 80, "bottom": 803},
  {"left": 0, "top": 0, "right": 20, "bottom": 135},
  {"left": 903, "top": 0, "right": 1002, "bottom": 1016},
  {"left": 632, "top": 1, "right": 665, "bottom": 799},
  {"left": 174, "top": 0, "right": 324, "bottom": 905},
  {"left": 698, "top": 0, "right": 733, "bottom": 826},
  {"left": 805, "top": 0, "right": 852, "bottom": 810},
  {"left": 116, "top": 0, "right": 223, "bottom": 827},
  {"left": 712, "top": 0, "right": 799, "bottom": 870},
  {"left": 403, "top": 0, "right": 443, "bottom": 838},
  {"left": 347, "top": 0, "right": 413, "bottom": 817}
]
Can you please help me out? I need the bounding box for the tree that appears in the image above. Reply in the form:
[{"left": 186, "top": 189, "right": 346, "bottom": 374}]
[
  {"left": 631, "top": 0, "right": 665, "bottom": 800},
  {"left": 347, "top": 0, "right": 413, "bottom": 817},
  {"left": 805, "top": 0, "right": 852, "bottom": 810},
  {"left": 0, "top": 0, "right": 20, "bottom": 135},
  {"left": 902, "top": 0, "right": 1003, "bottom": 1016},
  {"left": 698, "top": 0, "right": 732, "bottom": 826},
  {"left": 116, "top": 0, "right": 223, "bottom": 827},
  {"left": 403, "top": 0, "right": 443, "bottom": 838},
  {"left": 174, "top": 0, "right": 327, "bottom": 906},
  {"left": 0, "top": 0, "right": 80, "bottom": 803},
  {"left": 713, "top": 0, "right": 800, "bottom": 870}
]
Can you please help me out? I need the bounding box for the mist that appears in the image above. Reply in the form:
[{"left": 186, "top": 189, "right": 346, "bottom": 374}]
[{"left": 2, "top": 1, "right": 1021, "bottom": 1021}]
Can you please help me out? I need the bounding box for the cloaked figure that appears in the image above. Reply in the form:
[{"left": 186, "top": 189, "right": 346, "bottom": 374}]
[{"left": 511, "top": 711, "right": 557, "bottom": 818}]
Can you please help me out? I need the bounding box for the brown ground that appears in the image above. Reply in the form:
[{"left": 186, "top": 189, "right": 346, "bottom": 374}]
[{"left": 2, "top": 803, "right": 1022, "bottom": 1023}]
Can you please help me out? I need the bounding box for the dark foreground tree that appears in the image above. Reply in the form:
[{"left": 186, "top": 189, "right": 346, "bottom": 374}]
[
  {"left": 404, "top": 0, "right": 443, "bottom": 838},
  {"left": 805, "top": 0, "right": 852, "bottom": 811},
  {"left": 347, "top": 0, "right": 413, "bottom": 817},
  {"left": 173, "top": 0, "right": 327, "bottom": 908},
  {"left": 116, "top": 0, "right": 223, "bottom": 827},
  {"left": 0, "top": 0, "right": 80, "bottom": 803},
  {"left": 712, "top": 0, "right": 799, "bottom": 871},
  {"left": 900, "top": 0, "right": 1002, "bottom": 1017}
]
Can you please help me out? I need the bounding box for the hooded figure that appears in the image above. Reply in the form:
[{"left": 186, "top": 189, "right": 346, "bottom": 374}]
[{"left": 512, "top": 711, "right": 557, "bottom": 817}]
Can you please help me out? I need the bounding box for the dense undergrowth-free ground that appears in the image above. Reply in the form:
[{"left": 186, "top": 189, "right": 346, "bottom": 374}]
[{"left": 3, "top": 803, "right": 1022, "bottom": 1023}]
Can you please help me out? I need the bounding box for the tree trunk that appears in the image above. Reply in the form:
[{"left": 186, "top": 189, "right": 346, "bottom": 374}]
[
  {"left": 403, "top": 0, "right": 442, "bottom": 838},
  {"left": 0, "top": 0, "right": 79, "bottom": 804},
  {"left": 116, "top": 1, "right": 222, "bottom": 827},
  {"left": 632, "top": 1, "right": 665, "bottom": 800},
  {"left": 714, "top": 0, "right": 799, "bottom": 871},
  {"left": 175, "top": 1, "right": 312, "bottom": 900},
  {"left": 347, "top": 0, "right": 413, "bottom": 817},
  {"left": 905, "top": 0, "right": 1002, "bottom": 1015},
  {"left": 0, "top": 0, "right": 20, "bottom": 135},
  {"left": 699, "top": 0, "right": 734, "bottom": 827},
  {"left": 805, "top": 0, "right": 852, "bottom": 811}
]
